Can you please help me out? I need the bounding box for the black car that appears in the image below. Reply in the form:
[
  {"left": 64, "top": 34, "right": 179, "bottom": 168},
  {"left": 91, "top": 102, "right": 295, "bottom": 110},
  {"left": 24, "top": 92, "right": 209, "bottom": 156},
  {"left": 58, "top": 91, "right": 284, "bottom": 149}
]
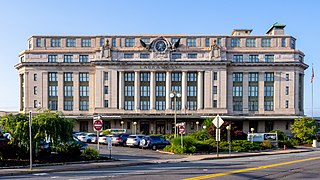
[{"left": 139, "top": 136, "right": 170, "bottom": 150}]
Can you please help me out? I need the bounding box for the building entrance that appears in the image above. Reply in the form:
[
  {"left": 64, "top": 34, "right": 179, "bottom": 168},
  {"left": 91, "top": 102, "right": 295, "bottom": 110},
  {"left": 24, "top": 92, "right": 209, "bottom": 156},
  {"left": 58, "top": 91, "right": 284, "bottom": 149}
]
[
  {"left": 156, "top": 121, "right": 166, "bottom": 135},
  {"left": 140, "top": 121, "right": 150, "bottom": 135}
]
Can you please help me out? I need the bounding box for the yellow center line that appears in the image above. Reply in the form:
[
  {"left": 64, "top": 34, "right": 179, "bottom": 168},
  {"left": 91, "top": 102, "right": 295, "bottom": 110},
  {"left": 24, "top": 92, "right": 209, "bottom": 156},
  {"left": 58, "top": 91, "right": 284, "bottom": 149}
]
[{"left": 184, "top": 156, "right": 320, "bottom": 180}]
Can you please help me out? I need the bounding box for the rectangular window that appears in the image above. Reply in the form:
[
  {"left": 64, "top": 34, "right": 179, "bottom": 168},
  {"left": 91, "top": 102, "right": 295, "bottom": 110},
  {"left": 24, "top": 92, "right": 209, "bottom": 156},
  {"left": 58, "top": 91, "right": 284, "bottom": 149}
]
[
  {"left": 48, "top": 85, "right": 58, "bottom": 96},
  {"left": 249, "top": 72, "right": 259, "bottom": 82},
  {"left": 156, "top": 72, "right": 166, "bottom": 81},
  {"left": 104, "top": 86, "right": 108, "bottom": 94},
  {"left": 172, "top": 53, "right": 181, "bottom": 59},
  {"left": 112, "top": 38, "right": 116, "bottom": 47},
  {"left": 124, "top": 53, "right": 134, "bottom": 59},
  {"left": 104, "top": 100, "right": 109, "bottom": 108},
  {"left": 213, "top": 86, "right": 217, "bottom": 94},
  {"left": 79, "top": 100, "right": 89, "bottom": 111},
  {"left": 34, "top": 86, "right": 37, "bottom": 95},
  {"left": 233, "top": 101, "right": 243, "bottom": 111},
  {"left": 140, "top": 53, "right": 149, "bottom": 59},
  {"left": 140, "top": 72, "right": 150, "bottom": 81},
  {"left": 249, "top": 55, "right": 259, "bottom": 62},
  {"left": 233, "top": 73, "right": 243, "bottom": 82},
  {"left": 36, "top": 38, "right": 41, "bottom": 47},
  {"left": 64, "top": 72, "right": 73, "bottom": 82},
  {"left": 286, "top": 74, "right": 289, "bottom": 81},
  {"left": 187, "top": 101, "right": 197, "bottom": 110},
  {"left": 104, "top": 72, "right": 108, "bottom": 81},
  {"left": 48, "top": 72, "right": 57, "bottom": 82},
  {"left": 64, "top": 86, "right": 73, "bottom": 97},
  {"left": 205, "top": 38, "right": 210, "bottom": 47},
  {"left": 285, "top": 86, "right": 289, "bottom": 95},
  {"left": 213, "top": 100, "right": 217, "bottom": 108},
  {"left": 79, "top": 55, "right": 89, "bottom": 62},
  {"left": 171, "top": 72, "right": 181, "bottom": 81},
  {"left": 265, "top": 55, "right": 274, "bottom": 62},
  {"left": 140, "top": 101, "right": 150, "bottom": 110},
  {"left": 125, "top": 38, "right": 135, "bottom": 47},
  {"left": 124, "top": 100, "right": 134, "bottom": 110},
  {"left": 171, "top": 38, "right": 179, "bottom": 44},
  {"left": 264, "top": 86, "right": 274, "bottom": 97},
  {"left": 232, "top": 86, "right": 243, "bottom": 96},
  {"left": 261, "top": 38, "right": 271, "bottom": 47},
  {"left": 281, "top": 38, "right": 286, "bottom": 47},
  {"left": 66, "top": 38, "right": 76, "bottom": 47},
  {"left": 171, "top": 85, "right": 181, "bottom": 93},
  {"left": 264, "top": 72, "right": 274, "bottom": 82},
  {"left": 100, "top": 37, "right": 104, "bottom": 47},
  {"left": 51, "top": 38, "right": 61, "bottom": 47},
  {"left": 156, "top": 86, "right": 165, "bottom": 97},
  {"left": 156, "top": 101, "right": 166, "bottom": 110},
  {"left": 64, "top": 55, "right": 73, "bottom": 63},
  {"left": 140, "top": 86, "right": 150, "bottom": 97},
  {"left": 246, "top": 38, "right": 256, "bottom": 47},
  {"left": 79, "top": 86, "right": 89, "bottom": 97},
  {"left": 248, "top": 86, "right": 258, "bottom": 97},
  {"left": 217, "top": 38, "right": 221, "bottom": 45},
  {"left": 81, "top": 38, "right": 91, "bottom": 47},
  {"left": 124, "top": 72, "right": 134, "bottom": 81},
  {"left": 187, "top": 72, "right": 197, "bottom": 81},
  {"left": 34, "top": 100, "right": 38, "bottom": 108},
  {"left": 231, "top": 38, "right": 240, "bottom": 47},
  {"left": 285, "top": 100, "right": 289, "bottom": 108},
  {"left": 264, "top": 101, "right": 274, "bottom": 111},
  {"left": 64, "top": 100, "right": 73, "bottom": 111},
  {"left": 188, "top": 53, "right": 197, "bottom": 59},
  {"left": 213, "top": 72, "right": 217, "bottom": 80},
  {"left": 290, "top": 38, "right": 295, "bottom": 49},
  {"left": 34, "top": 74, "right": 37, "bottom": 81},
  {"left": 187, "top": 38, "right": 196, "bottom": 47},
  {"left": 249, "top": 101, "right": 258, "bottom": 111},
  {"left": 124, "top": 86, "right": 134, "bottom": 96},
  {"left": 48, "top": 100, "right": 57, "bottom": 110},
  {"left": 48, "top": 55, "right": 57, "bottom": 62},
  {"left": 79, "top": 72, "right": 89, "bottom": 82},
  {"left": 187, "top": 86, "right": 197, "bottom": 96},
  {"left": 232, "top": 55, "right": 243, "bottom": 62}
]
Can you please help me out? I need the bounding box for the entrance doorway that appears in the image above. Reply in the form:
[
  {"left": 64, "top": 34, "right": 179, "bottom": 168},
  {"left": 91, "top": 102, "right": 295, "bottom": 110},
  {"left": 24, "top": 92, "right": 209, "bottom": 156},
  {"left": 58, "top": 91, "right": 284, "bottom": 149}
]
[
  {"left": 156, "top": 121, "right": 166, "bottom": 135},
  {"left": 80, "top": 121, "right": 88, "bottom": 132},
  {"left": 140, "top": 121, "right": 150, "bottom": 135}
]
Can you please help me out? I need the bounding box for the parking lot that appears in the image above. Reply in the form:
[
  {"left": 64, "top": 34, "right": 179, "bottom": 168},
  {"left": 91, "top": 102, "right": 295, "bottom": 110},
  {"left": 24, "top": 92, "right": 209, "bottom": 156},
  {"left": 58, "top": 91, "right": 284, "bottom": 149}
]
[{"left": 88, "top": 143, "right": 186, "bottom": 161}]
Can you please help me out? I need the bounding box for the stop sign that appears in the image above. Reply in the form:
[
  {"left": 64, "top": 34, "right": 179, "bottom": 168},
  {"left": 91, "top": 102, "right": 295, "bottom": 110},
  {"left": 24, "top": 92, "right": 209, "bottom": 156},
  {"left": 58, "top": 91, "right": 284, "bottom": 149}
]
[
  {"left": 179, "top": 125, "right": 185, "bottom": 134},
  {"left": 93, "top": 120, "right": 103, "bottom": 131}
]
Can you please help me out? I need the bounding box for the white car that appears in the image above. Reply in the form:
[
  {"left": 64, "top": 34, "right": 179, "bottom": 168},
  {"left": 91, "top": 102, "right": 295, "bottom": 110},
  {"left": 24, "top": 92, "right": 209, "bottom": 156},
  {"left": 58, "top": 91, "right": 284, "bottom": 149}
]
[
  {"left": 126, "top": 134, "right": 145, "bottom": 147},
  {"left": 98, "top": 135, "right": 112, "bottom": 144},
  {"left": 78, "top": 133, "right": 97, "bottom": 143}
]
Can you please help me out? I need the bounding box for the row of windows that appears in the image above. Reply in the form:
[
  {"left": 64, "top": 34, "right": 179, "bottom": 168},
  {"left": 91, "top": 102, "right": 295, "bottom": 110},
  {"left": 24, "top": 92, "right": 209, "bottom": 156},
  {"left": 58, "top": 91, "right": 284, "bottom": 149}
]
[
  {"left": 48, "top": 72, "right": 89, "bottom": 82},
  {"left": 36, "top": 38, "right": 92, "bottom": 48},
  {"left": 232, "top": 55, "right": 274, "bottom": 63},
  {"left": 233, "top": 72, "right": 276, "bottom": 82},
  {"left": 231, "top": 38, "right": 295, "bottom": 48},
  {"left": 123, "top": 53, "right": 198, "bottom": 59},
  {"left": 47, "top": 100, "right": 89, "bottom": 111},
  {"left": 48, "top": 55, "right": 89, "bottom": 63}
]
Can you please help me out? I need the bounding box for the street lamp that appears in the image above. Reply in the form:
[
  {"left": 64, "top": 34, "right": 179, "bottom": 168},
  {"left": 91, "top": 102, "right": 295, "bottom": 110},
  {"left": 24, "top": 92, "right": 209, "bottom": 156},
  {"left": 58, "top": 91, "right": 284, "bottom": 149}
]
[
  {"left": 203, "top": 125, "right": 207, "bottom": 130},
  {"left": 121, "top": 121, "right": 124, "bottom": 130},
  {"left": 250, "top": 128, "right": 254, "bottom": 143},
  {"left": 226, "top": 124, "right": 231, "bottom": 155},
  {"left": 133, "top": 122, "right": 137, "bottom": 135},
  {"left": 170, "top": 91, "right": 181, "bottom": 138},
  {"left": 196, "top": 121, "right": 199, "bottom": 131}
]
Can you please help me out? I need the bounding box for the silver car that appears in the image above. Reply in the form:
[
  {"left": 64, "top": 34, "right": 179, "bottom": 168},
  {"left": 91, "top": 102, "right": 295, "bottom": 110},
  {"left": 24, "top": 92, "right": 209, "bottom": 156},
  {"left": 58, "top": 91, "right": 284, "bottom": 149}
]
[{"left": 126, "top": 134, "right": 145, "bottom": 147}]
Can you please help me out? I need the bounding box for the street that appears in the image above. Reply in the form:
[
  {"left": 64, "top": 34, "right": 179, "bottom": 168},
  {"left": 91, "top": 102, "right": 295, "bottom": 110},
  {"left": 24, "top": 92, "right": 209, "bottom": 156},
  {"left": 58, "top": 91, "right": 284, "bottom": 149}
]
[{"left": 2, "top": 150, "right": 320, "bottom": 179}]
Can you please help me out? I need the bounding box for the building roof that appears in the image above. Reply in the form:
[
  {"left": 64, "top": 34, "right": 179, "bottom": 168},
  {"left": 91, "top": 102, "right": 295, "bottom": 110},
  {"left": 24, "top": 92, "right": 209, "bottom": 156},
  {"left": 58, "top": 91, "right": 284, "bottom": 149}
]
[{"left": 266, "top": 22, "right": 286, "bottom": 34}]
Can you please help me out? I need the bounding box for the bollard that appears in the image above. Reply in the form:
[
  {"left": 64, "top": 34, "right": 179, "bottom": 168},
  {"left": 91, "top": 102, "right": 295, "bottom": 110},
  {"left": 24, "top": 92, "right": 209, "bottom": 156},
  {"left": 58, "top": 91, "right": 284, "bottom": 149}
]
[{"left": 284, "top": 144, "right": 286, "bottom": 150}]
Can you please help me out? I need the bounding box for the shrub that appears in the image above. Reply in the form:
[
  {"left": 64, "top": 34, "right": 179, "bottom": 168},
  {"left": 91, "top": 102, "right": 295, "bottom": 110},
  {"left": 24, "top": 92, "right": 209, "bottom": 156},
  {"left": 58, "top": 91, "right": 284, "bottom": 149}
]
[
  {"left": 101, "top": 130, "right": 111, "bottom": 135},
  {"left": 164, "top": 133, "right": 174, "bottom": 140},
  {"left": 81, "top": 147, "right": 99, "bottom": 160},
  {"left": 190, "top": 130, "right": 211, "bottom": 141},
  {"left": 55, "top": 142, "right": 81, "bottom": 157},
  {"left": 260, "top": 140, "right": 273, "bottom": 149},
  {"left": 269, "top": 130, "right": 288, "bottom": 141}
]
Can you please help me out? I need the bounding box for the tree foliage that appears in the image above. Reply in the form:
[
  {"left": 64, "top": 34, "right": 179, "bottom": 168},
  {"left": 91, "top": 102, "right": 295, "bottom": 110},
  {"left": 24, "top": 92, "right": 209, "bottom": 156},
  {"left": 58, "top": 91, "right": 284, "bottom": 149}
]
[{"left": 291, "top": 117, "right": 316, "bottom": 144}]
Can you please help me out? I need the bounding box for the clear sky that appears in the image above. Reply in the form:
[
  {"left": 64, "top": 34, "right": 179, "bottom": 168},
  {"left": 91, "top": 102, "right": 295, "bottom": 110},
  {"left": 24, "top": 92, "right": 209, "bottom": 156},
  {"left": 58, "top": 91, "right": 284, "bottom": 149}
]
[{"left": 0, "top": 0, "right": 319, "bottom": 116}]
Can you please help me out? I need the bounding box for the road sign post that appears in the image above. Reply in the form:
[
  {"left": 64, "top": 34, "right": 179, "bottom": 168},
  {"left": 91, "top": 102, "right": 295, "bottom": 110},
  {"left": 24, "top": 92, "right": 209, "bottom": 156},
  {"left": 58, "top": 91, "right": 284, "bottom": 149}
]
[
  {"left": 179, "top": 125, "right": 185, "bottom": 148},
  {"left": 93, "top": 116, "right": 103, "bottom": 153},
  {"left": 212, "top": 115, "right": 224, "bottom": 157},
  {"left": 107, "top": 138, "right": 112, "bottom": 159}
]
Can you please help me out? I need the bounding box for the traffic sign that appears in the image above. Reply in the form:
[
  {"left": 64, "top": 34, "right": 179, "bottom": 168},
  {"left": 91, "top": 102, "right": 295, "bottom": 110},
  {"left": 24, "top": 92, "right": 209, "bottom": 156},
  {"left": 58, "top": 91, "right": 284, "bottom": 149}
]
[
  {"left": 212, "top": 114, "right": 224, "bottom": 128},
  {"left": 93, "top": 119, "right": 103, "bottom": 131},
  {"left": 179, "top": 125, "right": 185, "bottom": 134},
  {"left": 107, "top": 138, "right": 112, "bottom": 150}
]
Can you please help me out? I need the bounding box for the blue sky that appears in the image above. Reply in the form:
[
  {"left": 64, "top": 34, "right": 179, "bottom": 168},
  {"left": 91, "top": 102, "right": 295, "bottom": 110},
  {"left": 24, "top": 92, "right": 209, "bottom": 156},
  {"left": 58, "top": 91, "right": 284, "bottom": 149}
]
[{"left": 0, "top": 0, "right": 319, "bottom": 116}]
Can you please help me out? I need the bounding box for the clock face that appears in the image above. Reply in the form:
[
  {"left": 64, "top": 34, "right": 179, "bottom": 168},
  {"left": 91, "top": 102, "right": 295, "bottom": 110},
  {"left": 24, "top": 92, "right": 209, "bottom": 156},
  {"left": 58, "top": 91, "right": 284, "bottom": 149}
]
[{"left": 155, "top": 40, "right": 167, "bottom": 53}]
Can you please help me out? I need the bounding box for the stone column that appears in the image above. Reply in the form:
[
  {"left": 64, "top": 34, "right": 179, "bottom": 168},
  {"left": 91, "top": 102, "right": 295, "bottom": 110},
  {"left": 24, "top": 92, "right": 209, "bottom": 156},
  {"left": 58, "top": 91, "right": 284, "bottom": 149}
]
[
  {"left": 89, "top": 72, "right": 95, "bottom": 111},
  {"left": 181, "top": 71, "right": 187, "bottom": 110},
  {"left": 73, "top": 72, "right": 79, "bottom": 111},
  {"left": 197, "top": 71, "right": 203, "bottom": 109},
  {"left": 166, "top": 71, "right": 171, "bottom": 110},
  {"left": 204, "top": 71, "right": 212, "bottom": 108},
  {"left": 42, "top": 72, "right": 48, "bottom": 109},
  {"left": 150, "top": 71, "right": 156, "bottom": 109},
  {"left": 242, "top": 72, "right": 249, "bottom": 113},
  {"left": 258, "top": 72, "right": 265, "bottom": 113},
  {"left": 24, "top": 72, "right": 29, "bottom": 111},
  {"left": 118, "top": 71, "right": 124, "bottom": 109},
  {"left": 274, "top": 72, "right": 281, "bottom": 111},
  {"left": 58, "top": 72, "right": 64, "bottom": 111},
  {"left": 134, "top": 71, "right": 140, "bottom": 110}
]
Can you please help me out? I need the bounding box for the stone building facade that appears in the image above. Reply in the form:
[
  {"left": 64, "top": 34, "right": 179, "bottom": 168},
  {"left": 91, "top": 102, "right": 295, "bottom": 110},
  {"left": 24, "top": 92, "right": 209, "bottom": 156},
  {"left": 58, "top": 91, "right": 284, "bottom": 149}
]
[{"left": 16, "top": 23, "right": 308, "bottom": 135}]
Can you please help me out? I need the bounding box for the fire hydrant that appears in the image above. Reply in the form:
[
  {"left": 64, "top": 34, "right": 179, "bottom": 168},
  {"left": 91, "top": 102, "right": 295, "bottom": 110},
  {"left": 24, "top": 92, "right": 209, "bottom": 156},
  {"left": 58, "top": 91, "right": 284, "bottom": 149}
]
[{"left": 284, "top": 145, "right": 286, "bottom": 150}]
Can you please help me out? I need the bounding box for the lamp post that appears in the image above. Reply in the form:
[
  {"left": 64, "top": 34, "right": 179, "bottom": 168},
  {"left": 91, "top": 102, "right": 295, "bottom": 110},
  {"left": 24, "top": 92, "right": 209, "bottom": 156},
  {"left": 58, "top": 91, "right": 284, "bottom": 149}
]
[
  {"left": 203, "top": 125, "right": 206, "bottom": 130},
  {"left": 29, "top": 111, "right": 32, "bottom": 171},
  {"left": 170, "top": 91, "right": 181, "bottom": 138},
  {"left": 196, "top": 121, "right": 199, "bottom": 131},
  {"left": 133, "top": 122, "right": 137, "bottom": 135},
  {"left": 121, "top": 121, "right": 124, "bottom": 130},
  {"left": 226, "top": 124, "right": 231, "bottom": 156},
  {"left": 250, "top": 128, "right": 254, "bottom": 143}
]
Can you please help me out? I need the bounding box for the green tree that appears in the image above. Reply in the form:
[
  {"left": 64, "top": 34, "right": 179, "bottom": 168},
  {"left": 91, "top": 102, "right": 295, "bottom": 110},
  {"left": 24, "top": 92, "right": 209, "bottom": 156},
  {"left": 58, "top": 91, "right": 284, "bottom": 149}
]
[{"left": 291, "top": 117, "right": 316, "bottom": 144}]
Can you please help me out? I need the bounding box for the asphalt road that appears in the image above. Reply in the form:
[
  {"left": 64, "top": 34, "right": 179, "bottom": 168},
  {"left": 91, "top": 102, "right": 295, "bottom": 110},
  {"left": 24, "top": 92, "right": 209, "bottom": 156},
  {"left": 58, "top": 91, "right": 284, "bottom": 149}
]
[{"left": 3, "top": 150, "right": 320, "bottom": 179}]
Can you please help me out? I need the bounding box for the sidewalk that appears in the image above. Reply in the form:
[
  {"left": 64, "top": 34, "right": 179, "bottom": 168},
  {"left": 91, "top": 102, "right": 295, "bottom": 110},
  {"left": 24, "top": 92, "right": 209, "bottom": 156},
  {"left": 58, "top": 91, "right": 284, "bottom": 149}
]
[{"left": 0, "top": 148, "right": 314, "bottom": 177}]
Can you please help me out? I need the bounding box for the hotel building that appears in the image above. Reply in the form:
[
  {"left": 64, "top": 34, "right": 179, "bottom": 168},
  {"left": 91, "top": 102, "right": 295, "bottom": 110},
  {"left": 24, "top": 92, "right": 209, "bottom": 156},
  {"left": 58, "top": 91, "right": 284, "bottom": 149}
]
[{"left": 16, "top": 23, "right": 308, "bottom": 135}]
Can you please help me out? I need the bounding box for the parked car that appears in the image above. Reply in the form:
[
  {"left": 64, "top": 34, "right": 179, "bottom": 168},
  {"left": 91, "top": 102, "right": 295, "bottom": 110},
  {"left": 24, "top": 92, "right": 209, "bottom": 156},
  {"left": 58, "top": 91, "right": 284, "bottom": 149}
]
[
  {"left": 72, "top": 136, "right": 88, "bottom": 150},
  {"left": 111, "top": 133, "right": 130, "bottom": 146},
  {"left": 77, "top": 133, "right": 97, "bottom": 143},
  {"left": 139, "top": 136, "right": 171, "bottom": 150},
  {"left": 126, "top": 134, "right": 145, "bottom": 147},
  {"left": 98, "top": 135, "right": 112, "bottom": 144}
]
